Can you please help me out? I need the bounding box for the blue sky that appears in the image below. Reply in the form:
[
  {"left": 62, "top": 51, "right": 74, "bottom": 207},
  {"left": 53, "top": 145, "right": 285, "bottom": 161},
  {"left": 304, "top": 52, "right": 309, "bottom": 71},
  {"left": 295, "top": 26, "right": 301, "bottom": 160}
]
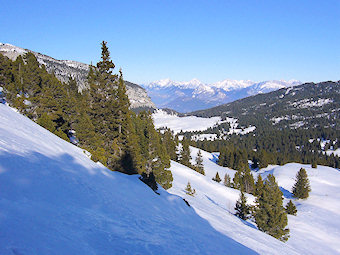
[{"left": 1, "top": 0, "right": 339, "bottom": 84}]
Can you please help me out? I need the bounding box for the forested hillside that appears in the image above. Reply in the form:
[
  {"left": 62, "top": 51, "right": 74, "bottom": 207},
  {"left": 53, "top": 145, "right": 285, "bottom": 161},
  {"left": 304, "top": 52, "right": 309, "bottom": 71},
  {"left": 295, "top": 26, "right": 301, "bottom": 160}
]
[
  {"left": 0, "top": 41, "right": 175, "bottom": 189},
  {"left": 180, "top": 81, "right": 340, "bottom": 169}
]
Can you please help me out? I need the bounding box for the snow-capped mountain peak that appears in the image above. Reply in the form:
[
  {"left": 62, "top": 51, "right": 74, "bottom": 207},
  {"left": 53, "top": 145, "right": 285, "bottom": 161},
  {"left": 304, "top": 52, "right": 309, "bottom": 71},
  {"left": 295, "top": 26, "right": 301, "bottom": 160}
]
[{"left": 142, "top": 78, "right": 302, "bottom": 112}]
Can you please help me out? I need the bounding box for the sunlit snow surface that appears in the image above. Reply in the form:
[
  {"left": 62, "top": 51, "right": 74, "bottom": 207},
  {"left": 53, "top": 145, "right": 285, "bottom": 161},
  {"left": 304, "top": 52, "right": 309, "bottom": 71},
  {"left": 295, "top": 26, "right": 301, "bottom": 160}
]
[
  {"left": 168, "top": 146, "right": 340, "bottom": 254},
  {"left": 0, "top": 104, "right": 255, "bottom": 255},
  {"left": 152, "top": 110, "right": 221, "bottom": 134},
  {"left": 152, "top": 110, "right": 256, "bottom": 136}
]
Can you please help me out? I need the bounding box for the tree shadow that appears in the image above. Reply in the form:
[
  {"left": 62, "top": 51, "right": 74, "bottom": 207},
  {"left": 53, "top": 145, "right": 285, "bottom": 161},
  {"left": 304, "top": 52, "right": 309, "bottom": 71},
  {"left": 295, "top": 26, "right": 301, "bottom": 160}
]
[
  {"left": 280, "top": 187, "right": 294, "bottom": 199},
  {"left": 0, "top": 150, "right": 258, "bottom": 255}
]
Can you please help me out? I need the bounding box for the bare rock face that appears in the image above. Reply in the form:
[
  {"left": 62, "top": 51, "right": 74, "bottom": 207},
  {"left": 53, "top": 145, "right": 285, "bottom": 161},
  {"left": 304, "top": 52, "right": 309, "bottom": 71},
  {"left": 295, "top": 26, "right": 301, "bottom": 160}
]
[{"left": 0, "top": 43, "right": 155, "bottom": 109}]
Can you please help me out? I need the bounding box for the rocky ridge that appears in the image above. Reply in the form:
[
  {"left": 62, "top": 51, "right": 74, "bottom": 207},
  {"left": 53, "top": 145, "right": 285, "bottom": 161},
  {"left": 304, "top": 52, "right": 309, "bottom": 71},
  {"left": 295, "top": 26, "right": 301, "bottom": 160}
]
[{"left": 0, "top": 43, "right": 155, "bottom": 109}]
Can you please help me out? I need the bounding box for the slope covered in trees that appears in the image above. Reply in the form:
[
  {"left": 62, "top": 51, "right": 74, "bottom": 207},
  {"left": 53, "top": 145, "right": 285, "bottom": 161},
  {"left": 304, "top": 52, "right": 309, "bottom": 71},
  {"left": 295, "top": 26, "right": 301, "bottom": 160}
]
[
  {"left": 176, "top": 80, "right": 340, "bottom": 169},
  {"left": 0, "top": 41, "right": 174, "bottom": 189}
]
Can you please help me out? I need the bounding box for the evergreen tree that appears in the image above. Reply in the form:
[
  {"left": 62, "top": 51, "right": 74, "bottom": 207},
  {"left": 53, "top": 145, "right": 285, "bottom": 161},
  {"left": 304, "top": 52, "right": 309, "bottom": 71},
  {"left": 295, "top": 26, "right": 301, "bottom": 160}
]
[
  {"left": 224, "top": 173, "right": 232, "bottom": 187},
  {"left": 235, "top": 192, "right": 250, "bottom": 220},
  {"left": 134, "top": 111, "right": 173, "bottom": 189},
  {"left": 162, "top": 128, "right": 178, "bottom": 161},
  {"left": 185, "top": 181, "right": 196, "bottom": 196},
  {"left": 285, "top": 200, "right": 297, "bottom": 215},
  {"left": 255, "top": 175, "right": 264, "bottom": 197},
  {"left": 212, "top": 172, "right": 221, "bottom": 183},
  {"left": 255, "top": 174, "right": 290, "bottom": 242},
  {"left": 233, "top": 167, "right": 255, "bottom": 194},
  {"left": 179, "top": 138, "right": 192, "bottom": 167},
  {"left": 292, "top": 168, "right": 311, "bottom": 199},
  {"left": 194, "top": 150, "right": 205, "bottom": 175}
]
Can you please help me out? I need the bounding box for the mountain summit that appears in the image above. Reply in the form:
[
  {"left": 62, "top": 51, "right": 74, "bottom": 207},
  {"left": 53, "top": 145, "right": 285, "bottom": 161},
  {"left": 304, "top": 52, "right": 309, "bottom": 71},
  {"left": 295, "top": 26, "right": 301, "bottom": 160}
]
[{"left": 142, "top": 78, "right": 301, "bottom": 112}]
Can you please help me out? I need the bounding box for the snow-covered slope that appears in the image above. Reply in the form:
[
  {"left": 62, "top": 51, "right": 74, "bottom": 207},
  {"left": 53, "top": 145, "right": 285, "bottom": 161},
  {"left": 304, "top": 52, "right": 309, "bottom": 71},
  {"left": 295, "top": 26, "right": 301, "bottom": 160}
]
[
  {"left": 152, "top": 109, "right": 256, "bottom": 137},
  {"left": 143, "top": 78, "right": 301, "bottom": 112},
  {"left": 0, "top": 104, "right": 255, "bottom": 254},
  {"left": 168, "top": 146, "right": 340, "bottom": 254},
  {"left": 152, "top": 109, "right": 221, "bottom": 134},
  {"left": 258, "top": 163, "right": 340, "bottom": 254}
]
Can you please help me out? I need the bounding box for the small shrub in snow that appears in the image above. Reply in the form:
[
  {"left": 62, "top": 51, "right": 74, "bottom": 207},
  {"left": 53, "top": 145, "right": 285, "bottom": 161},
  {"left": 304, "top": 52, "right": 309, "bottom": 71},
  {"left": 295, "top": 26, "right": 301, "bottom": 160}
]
[
  {"left": 285, "top": 200, "right": 297, "bottom": 215},
  {"left": 185, "top": 182, "right": 196, "bottom": 196},
  {"left": 212, "top": 172, "right": 221, "bottom": 183}
]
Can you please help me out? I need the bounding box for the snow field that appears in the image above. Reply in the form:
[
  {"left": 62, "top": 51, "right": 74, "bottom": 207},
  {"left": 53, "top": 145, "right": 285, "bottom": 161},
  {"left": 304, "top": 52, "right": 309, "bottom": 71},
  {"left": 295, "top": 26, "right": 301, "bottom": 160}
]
[
  {"left": 152, "top": 109, "right": 221, "bottom": 134},
  {"left": 0, "top": 104, "right": 256, "bottom": 255}
]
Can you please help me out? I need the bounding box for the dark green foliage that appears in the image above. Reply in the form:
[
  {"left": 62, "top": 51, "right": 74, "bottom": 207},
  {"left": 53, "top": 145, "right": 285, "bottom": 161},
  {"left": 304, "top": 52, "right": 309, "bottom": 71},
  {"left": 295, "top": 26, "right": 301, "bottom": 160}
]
[
  {"left": 311, "top": 160, "right": 317, "bottom": 168},
  {"left": 255, "top": 175, "right": 264, "bottom": 197},
  {"left": 161, "top": 128, "right": 178, "bottom": 161},
  {"left": 233, "top": 167, "right": 255, "bottom": 194},
  {"left": 194, "top": 150, "right": 205, "bottom": 175},
  {"left": 292, "top": 168, "right": 311, "bottom": 199},
  {"left": 0, "top": 42, "right": 174, "bottom": 190},
  {"left": 140, "top": 172, "right": 158, "bottom": 193},
  {"left": 179, "top": 138, "right": 192, "bottom": 167},
  {"left": 235, "top": 192, "right": 250, "bottom": 220},
  {"left": 285, "top": 200, "right": 297, "bottom": 215},
  {"left": 255, "top": 174, "right": 290, "bottom": 242},
  {"left": 134, "top": 111, "right": 173, "bottom": 189},
  {"left": 185, "top": 181, "right": 196, "bottom": 196},
  {"left": 212, "top": 172, "right": 221, "bottom": 183},
  {"left": 218, "top": 147, "right": 249, "bottom": 171},
  {"left": 224, "top": 173, "right": 232, "bottom": 187}
]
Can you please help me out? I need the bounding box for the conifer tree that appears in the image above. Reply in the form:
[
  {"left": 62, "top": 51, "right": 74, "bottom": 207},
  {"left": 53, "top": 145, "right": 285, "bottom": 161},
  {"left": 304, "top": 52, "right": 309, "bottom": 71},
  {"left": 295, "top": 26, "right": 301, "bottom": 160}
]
[
  {"left": 185, "top": 182, "right": 196, "bottom": 196},
  {"left": 233, "top": 167, "right": 255, "bottom": 194},
  {"left": 134, "top": 111, "right": 173, "bottom": 189},
  {"left": 292, "top": 168, "right": 311, "bottom": 199},
  {"left": 212, "top": 172, "right": 221, "bottom": 183},
  {"left": 162, "top": 128, "right": 178, "bottom": 161},
  {"left": 180, "top": 138, "right": 192, "bottom": 167},
  {"left": 255, "top": 175, "right": 264, "bottom": 197},
  {"left": 194, "top": 150, "right": 205, "bottom": 175},
  {"left": 235, "top": 192, "right": 250, "bottom": 220},
  {"left": 285, "top": 200, "right": 297, "bottom": 215},
  {"left": 224, "top": 173, "right": 232, "bottom": 187},
  {"left": 255, "top": 174, "right": 289, "bottom": 242}
]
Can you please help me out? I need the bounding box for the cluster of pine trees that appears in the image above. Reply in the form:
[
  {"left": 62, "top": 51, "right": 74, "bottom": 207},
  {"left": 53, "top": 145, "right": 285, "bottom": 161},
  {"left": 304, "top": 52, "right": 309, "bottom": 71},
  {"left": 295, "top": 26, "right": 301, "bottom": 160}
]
[
  {"left": 234, "top": 168, "right": 311, "bottom": 241},
  {"left": 0, "top": 41, "right": 175, "bottom": 190},
  {"left": 192, "top": 128, "right": 340, "bottom": 170}
]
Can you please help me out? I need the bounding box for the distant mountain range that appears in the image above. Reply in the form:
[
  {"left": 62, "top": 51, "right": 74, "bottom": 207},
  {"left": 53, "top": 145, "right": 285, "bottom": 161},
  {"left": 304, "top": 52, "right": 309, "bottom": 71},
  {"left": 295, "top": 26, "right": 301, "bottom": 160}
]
[
  {"left": 142, "top": 78, "right": 301, "bottom": 113},
  {"left": 0, "top": 43, "right": 155, "bottom": 109}
]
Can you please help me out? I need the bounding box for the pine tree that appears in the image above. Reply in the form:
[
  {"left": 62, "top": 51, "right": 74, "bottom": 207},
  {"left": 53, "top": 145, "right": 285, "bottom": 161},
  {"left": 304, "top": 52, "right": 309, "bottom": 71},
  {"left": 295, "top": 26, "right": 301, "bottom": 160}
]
[
  {"left": 134, "top": 111, "right": 173, "bottom": 189},
  {"left": 255, "top": 175, "right": 264, "bottom": 197},
  {"left": 235, "top": 192, "right": 250, "bottom": 220},
  {"left": 224, "top": 173, "right": 232, "bottom": 187},
  {"left": 180, "top": 138, "right": 192, "bottom": 167},
  {"left": 292, "top": 168, "right": 311, "bottom": 199},
  {"left": 212, "top": 172, "right": 221, "bottom": 183},
  {"left": 255, "top": 174, "right": 290, "bottom": 242},
  {"left": 194, "top": 150, "right": 205, "bottom": 175},
  {"left": 285, "top": 200, "right": 297, "bottom": 215},
  {"left": 233, "top": 167, "right": 255, "bottom": 194},
  {"left": 185, "top": 182, "right": 196, "bottom": 196}
]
